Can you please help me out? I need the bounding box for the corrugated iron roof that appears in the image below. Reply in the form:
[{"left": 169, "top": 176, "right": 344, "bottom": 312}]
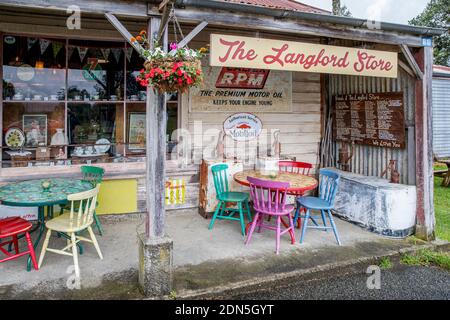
[
  {"left": 220, "top": 0, "right": 330, "bottom": 14},
  {"left": 434, "top": 65, "right": 450, "bottom": 74}
]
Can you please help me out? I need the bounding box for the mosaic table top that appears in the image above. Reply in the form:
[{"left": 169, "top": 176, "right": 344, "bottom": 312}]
[{"left": 0, "top": 178, "right": 93, "bottom": 207}]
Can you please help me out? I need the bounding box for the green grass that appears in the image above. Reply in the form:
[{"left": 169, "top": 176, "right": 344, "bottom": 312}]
[
  {"left": 434, "top": 177, "right": 450, "bottom": 241},
  {"left": 400, "top": 249, "right": 450, "bottom": 271},
  {"left": 378, "top": 257, "right": 393, "bottom": 270}
]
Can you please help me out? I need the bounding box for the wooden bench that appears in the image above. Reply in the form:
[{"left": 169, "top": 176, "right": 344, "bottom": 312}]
[{"left": 434, "top": 169, "right": 449, "bottom": 178}]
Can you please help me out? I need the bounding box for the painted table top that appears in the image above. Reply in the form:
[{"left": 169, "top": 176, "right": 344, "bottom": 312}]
[
  {"left": 0, "top": 178, "right": 93, "bottom": 207},
  {"left": 234, "top": 170, "right": 318, "bottom": 193}
]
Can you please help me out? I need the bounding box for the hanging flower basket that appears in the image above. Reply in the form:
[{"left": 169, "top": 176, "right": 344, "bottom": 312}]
[{"left": 131, "top": 31, "right": 208, "bottom": 93}]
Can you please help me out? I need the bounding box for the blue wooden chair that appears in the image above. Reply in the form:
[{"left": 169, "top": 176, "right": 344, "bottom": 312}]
[
  {"left": 208, "top": 164, "right": 252, "bottom": 237},
  {"left": 294, "top": 169, "right": 342, "bottom": 245}
]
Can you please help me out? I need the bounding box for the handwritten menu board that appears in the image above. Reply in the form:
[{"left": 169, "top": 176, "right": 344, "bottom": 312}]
[{"left": 333, "top": 92, "right": 405, "bottom": 149}]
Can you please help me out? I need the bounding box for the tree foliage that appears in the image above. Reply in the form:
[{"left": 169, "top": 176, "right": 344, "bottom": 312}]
[{"left": 409, "top": 0, "right": 450, "bottom": 66}]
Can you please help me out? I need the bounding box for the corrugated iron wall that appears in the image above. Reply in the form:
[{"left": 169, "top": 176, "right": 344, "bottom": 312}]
[
  {"left": 432, "top": 78, "right": 450, "bottom": 158},
  {"left": 326, "top": 69, "right": 416, "bottom": 185}
]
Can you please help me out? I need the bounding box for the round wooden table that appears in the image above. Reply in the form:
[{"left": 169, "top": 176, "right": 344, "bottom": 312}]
[
  {"left": 234, "top": 170, "right": 318, "bottom": 193},
  {"left": 234, "top": 170, "right": 318, "bottom": 235}
]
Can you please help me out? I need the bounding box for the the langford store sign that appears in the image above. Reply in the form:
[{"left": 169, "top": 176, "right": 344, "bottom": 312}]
[
  {"left": 223, "top": 113, "right": 262, "bottom": 141},
  {"left": 210, "top": 34, "right": 398, "bottom": 78}
]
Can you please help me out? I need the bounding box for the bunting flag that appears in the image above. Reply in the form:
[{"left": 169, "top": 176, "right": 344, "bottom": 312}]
[
  {"left": 27, "top": 38, "right": 38, "bottom": 51},
  {"left": 78, "top": 47, "right": 89, "bottom": 62},
  {"left": 126, "top": 47, "right": 134, "bottom": 62},
  {"left": 52, "top": 42, "right": 64, "bottom": 58},
  {"left": 111, "top": 48, "right": 122, "bottom": 63},
  {"left": 100, "top": 48, "right": 111, "bottom": 61},
  {"left": 67, "top": 46, "right": 75, "bottom": 60},
  {"left": 39, "top": 39, "right": 51, "bottom": 55}
]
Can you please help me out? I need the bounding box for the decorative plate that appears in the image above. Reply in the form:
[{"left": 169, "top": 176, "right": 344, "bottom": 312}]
[
  {"left": 5, "top": 127, "right": 25, "bottom": 148},
  {"left": 94, "top": 138, "right": 110, "bottom": 154}
]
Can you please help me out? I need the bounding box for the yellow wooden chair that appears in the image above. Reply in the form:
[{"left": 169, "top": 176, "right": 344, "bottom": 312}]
[{"left": 38, "top": 185, "right": 103, "bottom": 279}]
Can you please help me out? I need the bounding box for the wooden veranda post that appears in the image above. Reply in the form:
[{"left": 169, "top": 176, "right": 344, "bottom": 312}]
[
  {"left": 414, "top": 45, "right": 435, "bottom": 240},
  {"left": 146, "top": 16, "right": 168, "bottom": 239}
]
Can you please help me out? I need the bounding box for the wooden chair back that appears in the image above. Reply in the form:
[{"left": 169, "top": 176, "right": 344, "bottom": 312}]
[
  {"left": 318, "top": 169, "right": 341, "bottom": 205},
  {"left": 279, "top": 161, "right": 313, "bottom": 175},
  {"left": 67, "top": 185, "right": 100, "bottom": 229},
  {"left": 211, "top": 164, "right": 230, "bottom": 198},
  {"left": 81, "top": 166, "right": 105, "bottom": 187},
  {"left": 248, "top": 176, "right": 290, "bottom": 214}
]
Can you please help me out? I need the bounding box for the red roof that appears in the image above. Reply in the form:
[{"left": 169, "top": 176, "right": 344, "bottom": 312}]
[
  {"left": 434, "top": 65, "right": 450, "bottom": 74},
  {"left": 221, "top": 0, "right": 330, "bottom": 14}
]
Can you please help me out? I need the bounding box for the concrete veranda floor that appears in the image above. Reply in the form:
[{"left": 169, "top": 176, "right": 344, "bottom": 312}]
[{"left": 0, "top": 210, "right": 435, "bottom": 299}]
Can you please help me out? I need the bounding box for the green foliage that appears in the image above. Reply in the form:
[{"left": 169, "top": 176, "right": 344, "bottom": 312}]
[
  {"left": 168, "top": 290, "right": 177, "bottom": 300},
  {"left": 409, "top": 0, "right": 450, "bottom": 66},
  {"left": 434, "top": 177, "right": 450, "bottom": 241},
  {"left": 401, "top": 249, "right": 450, "bottom": 271},
  {"left": 339, "top": 5, "right": 352, "bottom": 17},
  {"left": 378, "top": 257, "right": 393, "bottom": 269}
]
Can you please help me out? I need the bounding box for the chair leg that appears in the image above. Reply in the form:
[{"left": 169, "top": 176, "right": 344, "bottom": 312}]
[
  {"left": 275, "top": 216, "right": 281, "bottom": 255},
  {"left": 293, "top": 205, "right": 300, "bottom": 228},
  {"left": 12, "top": 235, "right": 19, "bottom": 254},
  {"left": 288, "top": 215, "right": 296, "bottom": 244},
  {"left": 245, "top": 212, "right": 259, "bottom": 245},
  {"left": 238, "top": 202, "right": 246, "bottom": 237},
  {"left": 320, "top": 210, "right": 328, "bottom": 232},
  {"left": 87, "top": 226, "right": 103, "bottom": 259},
  {"left": 38, "top": 229, "right": 52, "bottom": 268},
  {"left": 208, "top": 201, "right": 222, "bottom": 230},
  {"left": 71, "top": 232, "right": 80, "bottom": 280},
  {"left": 257, "top": 214, "right": 263, "bottom": 233},
  {"left": 299, "top": 209, "right": 310, "bottom": 244},
  {"left": 25, "top": 232, "right": 38, "bottom": 270},
  {"left": 327, "top": 210, "right": 342, "bottom": 245},
  {"left": 93, "top": 212, "right": 104, "bottom": 236},
  {"left": 245, "top": 200, "right": 252, "bottom": 222}
]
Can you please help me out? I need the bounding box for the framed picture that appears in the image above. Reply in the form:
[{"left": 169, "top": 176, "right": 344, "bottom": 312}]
[
  {"left": 23, "top": 114, "right": 47, "bottom": 147},
  {"left": 128, "top": 112, "right": 146, "bottom": 150}
]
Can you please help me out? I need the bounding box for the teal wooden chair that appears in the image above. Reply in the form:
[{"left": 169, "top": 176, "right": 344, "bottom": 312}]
[
  {"left": 59, "top": 166, "right": 105, "bottom": 235},
  {"left": 208, "top": 164, "right": 252, "bottom": 236}
]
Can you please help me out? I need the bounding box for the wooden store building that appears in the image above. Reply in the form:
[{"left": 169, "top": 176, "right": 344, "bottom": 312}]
[{"left": 0, "top": 0, "right": 444, "bottom": 242}]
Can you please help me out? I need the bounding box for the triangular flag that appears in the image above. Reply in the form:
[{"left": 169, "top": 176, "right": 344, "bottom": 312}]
[
  {"left": 111, "top": 48, "right": 122, "bottom": 63},
  {"left": 126, "top": 47, "right": 133, "bottom": 62},
  {"left": 27, "top": 38, "right": 38, "bottom": 51},
  {"left": 52, "top": 42, "right": 64, "bottom": 58},
  {"left": 78, "top": 47, "right": 88, "bottom": 62},
  {"left": 100, "top": 48, "right": 111, "bottom": 61},
  {"left": 67, "top": 46, "right": 75, "bottom": 60},
  {"left": 39, "top": 39, "right": 51, "bottom": 55}
]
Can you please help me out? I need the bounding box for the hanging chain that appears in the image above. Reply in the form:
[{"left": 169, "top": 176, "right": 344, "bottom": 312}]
[{"left": 170, "top": 2, "right": 185, "bottom": 44}]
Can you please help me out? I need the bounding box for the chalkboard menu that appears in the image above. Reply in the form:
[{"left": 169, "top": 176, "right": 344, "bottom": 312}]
[{"left": 333, "top": 92, "right": 405, "bottom": 149}]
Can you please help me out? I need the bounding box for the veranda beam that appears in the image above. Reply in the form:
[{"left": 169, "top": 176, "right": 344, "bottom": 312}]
[
  {"left": 401, "top": 44, "right": 424, "bottom": 80},
  {"left": 146, "top": 16, "right": 168, "bottom": 239},
  {"left": 104, "top": 13, "right": 144, "bottom": 52},
  {"left": 414, "top": 46, "right": 435, "bottom": 240},
  {"left": 150, "top": 7, "right": 426, "bottom": 47}
]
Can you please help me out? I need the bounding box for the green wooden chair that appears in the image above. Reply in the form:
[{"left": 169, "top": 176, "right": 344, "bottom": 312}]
[
  {"left": 59, "top": 166, "right": 105, "bottom": 235},
  {"left": 208, "top": 164, "right": 252, "bottom": 237}
]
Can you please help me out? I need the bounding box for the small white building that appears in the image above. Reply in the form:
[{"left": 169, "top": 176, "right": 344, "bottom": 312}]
[{"left": 433, "top": 65, "right": 450, "bottom": 158}]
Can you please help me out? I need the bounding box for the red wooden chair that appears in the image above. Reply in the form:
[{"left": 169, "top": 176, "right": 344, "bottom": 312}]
[
  {"left": 278, "top": 161, "right": 314, "bottom": 228},
  {"left": 279, "top": 160, "right": 313, "bottom": 176},
  {"left": 0, "top": 217, "right": 38, "bottom": 270}
]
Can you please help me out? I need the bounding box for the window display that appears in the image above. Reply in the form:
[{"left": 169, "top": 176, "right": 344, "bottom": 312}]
[{"left": 1, "top": 35, "right": 180, "bottom": 168}]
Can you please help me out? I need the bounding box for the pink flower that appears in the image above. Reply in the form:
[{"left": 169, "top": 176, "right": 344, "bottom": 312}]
[{"left": 170, "top": 43, "right": 178, "bottom": 50}]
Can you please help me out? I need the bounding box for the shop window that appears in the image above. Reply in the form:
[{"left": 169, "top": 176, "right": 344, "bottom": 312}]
[
  {"left": 2, "top": 35, "right": 66, "bottom": 167},
  {"left": 1, "top": 35, "right": 180, "bottom": 169}
]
